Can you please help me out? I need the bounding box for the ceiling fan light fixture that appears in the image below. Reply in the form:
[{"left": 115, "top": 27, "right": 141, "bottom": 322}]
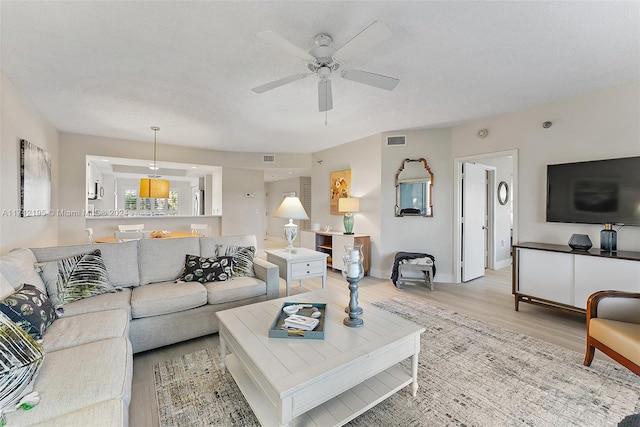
[{"left": 252, "top": 21, "right": 399, "bottom": 115}]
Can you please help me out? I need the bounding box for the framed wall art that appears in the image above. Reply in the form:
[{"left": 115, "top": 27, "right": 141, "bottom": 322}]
[
  {"left": 20, "top": 139, "right": 51, "bottom": 217},
  {"left": 330, "top": 169, "right": 351, "bottom": 215}
]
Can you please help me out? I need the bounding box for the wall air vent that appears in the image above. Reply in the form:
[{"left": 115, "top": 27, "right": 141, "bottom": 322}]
[
  {"left": 386, "top": 135, "right": 406, "bottom": 147},
  {"left": 262, "top": 154, "right": 276, "bottom": 163}
]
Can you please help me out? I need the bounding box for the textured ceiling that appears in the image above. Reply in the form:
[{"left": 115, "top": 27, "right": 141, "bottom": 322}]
[{"left": 2, "top": 1, "right": 639, "bottom": 155}]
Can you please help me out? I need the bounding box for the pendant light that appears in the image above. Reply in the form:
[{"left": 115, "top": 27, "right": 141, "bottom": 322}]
[{"left": 139, "top": 126, "right": 170, "bottom": 199}]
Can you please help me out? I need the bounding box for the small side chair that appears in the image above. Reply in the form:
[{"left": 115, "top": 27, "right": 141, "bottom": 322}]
[{"left": 583, "top": 290, "right": 640, "bottom": 375}]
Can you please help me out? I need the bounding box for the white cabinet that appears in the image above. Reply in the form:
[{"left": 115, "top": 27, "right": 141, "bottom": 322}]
[
  {"left": 574, "top": 256, "right": 640, "bottom": 309},
  {"left": 513, "top": 242, "right": 640, "bottom": 313},
  {"left": 210, "top": 167, "right": 222, "bottom": 216},
  {"left": 312, "top": 232, "right": 370, "bottom": 275},
  {"left": 518, "top": 249, "right": 574, "bottom": 306}
]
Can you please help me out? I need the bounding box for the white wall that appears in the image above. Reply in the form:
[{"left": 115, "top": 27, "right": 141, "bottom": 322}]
[
  {"left": 452, "top": 81, "right": 640, "bottom": 252},
  {"left": 1, "top": 73, "right": 59, "bottom": 254},
  {"left": 380, "top": 129, "right": 454, "bottom": 282},
  {"left": 221, "top": 167, "right": 265, "bottom": 247},
  {"left": 311, "top": 134, "right": 383, "bottom": 276}
]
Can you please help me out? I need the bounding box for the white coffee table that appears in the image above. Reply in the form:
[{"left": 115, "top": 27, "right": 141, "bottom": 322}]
[
  {"left": 216, "top": 289, "right": 425, "bottom": 427},
  {"left": 265, "top": 248, "right": 328, "bottom": 296}
]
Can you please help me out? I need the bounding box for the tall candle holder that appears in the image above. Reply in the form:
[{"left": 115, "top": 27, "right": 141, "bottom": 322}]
[{"left": 342, "top": 244, "right": 364, "bottom": 328}]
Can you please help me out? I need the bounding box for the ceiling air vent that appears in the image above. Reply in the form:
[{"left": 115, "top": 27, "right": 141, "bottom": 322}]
[
  {"left": 262, "top": 154, "right": 275, "bottom": 163},
  {"left": 386, "top": 135, "right": 406, "bottom": 147}
]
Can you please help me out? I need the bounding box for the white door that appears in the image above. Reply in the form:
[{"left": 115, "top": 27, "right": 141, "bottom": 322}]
[{"left": 462, "top": 162, "right": 487, "bottom": 282}]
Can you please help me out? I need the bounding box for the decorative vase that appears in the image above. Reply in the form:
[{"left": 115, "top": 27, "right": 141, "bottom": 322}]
[
  {"left": 342, "top": 244, "right": 364, "bottom": 328},
  {"left": 600, "top": 223, "right": 617, "bottom": 253},
  {"left": 343, "top": 212, "right": 354, "bottom": 235}
]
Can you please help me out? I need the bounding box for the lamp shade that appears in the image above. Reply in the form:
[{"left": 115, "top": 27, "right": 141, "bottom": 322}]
[
  {"left": 139, "top": 178, "right": 170, "bottom": 199},
  {"left": 338, "top": 197, "right": 360, "bottom": 213},
  {"left": 274, "top": 196, "right": 309, "bottom": 220}
]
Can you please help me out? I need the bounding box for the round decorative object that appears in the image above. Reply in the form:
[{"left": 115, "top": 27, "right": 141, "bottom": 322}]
[
  {"left": 568, "top": 234, "right": 593, "bottom": 251},
  {"left": 477, "top": 129, "right": 489, "bottom": 138},
  {"left": 283, "top": 305, "right": 300, "bottom": 316},
  {"left": 497, "top": 181, "right": 509, "bottom": 205}
]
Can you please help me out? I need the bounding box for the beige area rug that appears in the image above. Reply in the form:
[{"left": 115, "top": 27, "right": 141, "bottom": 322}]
[{"left": 154, "top": 297, "right": 640, "bottom": 426}]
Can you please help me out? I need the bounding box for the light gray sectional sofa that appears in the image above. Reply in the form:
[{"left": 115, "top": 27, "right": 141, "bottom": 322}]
[{"left": 0, "top": 235, "right": 279, "bottom": 426}]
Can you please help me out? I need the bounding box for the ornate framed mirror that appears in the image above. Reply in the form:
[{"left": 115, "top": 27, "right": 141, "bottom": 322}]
[
  {"left": 497, "top": 181, "right": 509, "bottom": 205},
  {"left": 395, "top": 158, "right": 434, "bottom": 217}
]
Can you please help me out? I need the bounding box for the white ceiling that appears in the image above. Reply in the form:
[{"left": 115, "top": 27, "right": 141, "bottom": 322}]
[{"left": 2, "top": 1, "right": 639, "bottom": 155}]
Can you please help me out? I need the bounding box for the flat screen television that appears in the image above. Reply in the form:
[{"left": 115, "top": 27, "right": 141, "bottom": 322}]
[{"left": 546, "top": 156, "right": 640, "bottom": 225}]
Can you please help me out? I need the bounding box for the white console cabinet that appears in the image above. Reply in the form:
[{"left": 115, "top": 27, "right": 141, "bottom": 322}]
[
  {"left": 300, "top": 231, "right": 370, "bottom": 275},
  {"left": 513, "top": 242, "right": 640, "bottom": 313}
]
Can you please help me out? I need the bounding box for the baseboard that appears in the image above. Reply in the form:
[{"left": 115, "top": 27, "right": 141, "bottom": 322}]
[{"left": 494, "top": 259, "right": 512, "bottom": 270}]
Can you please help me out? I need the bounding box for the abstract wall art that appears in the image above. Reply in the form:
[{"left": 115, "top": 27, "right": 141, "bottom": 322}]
[{"left": 20, "top": 139, "right": 51, "bottom": 217}]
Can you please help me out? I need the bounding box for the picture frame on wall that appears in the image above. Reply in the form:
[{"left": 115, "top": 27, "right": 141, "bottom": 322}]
[
  {"left": 330, "top": 169, "right": 351, "bottom": 215},
  {"left": 20, "top": 139, "right": 51, "bottom": 217}
]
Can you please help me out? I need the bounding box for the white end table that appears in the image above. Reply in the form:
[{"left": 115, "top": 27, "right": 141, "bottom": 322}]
[{"left": 265, "top": 248, "right": 328, "bottom": 296}]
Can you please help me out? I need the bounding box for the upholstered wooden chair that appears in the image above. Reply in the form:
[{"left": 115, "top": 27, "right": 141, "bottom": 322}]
[
  {"left": 114, "top": 231, "right": 150, "bottom": 242},
  {"left": 117, "top": 224, "right": 145, "bottom": 232},
  {"left": 190, "top": 223, "right": 209, "bottom": 237},
  {"left": 84, "top": 228, "right": 95, "bottom": 243},
  {"left": 583, "top": 290, "right": 640, "bottom": 375}
]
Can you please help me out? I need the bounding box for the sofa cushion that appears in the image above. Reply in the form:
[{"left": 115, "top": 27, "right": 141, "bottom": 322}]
[
  {"left": 200, "top": 235, "right": 258, "bottom": 258},
  {"left": 0, "top": 272, "right": 16, "bottom": 300},
  {"left": 138, "top": 237, "right": 200, "bottom": 285},
  {"left": 29, "top": 398, "right": 127, "bottom": 427},
  {"left": 56, "top": 288, "right": 132, "bottom": 319},
  {"left": 4, "top": 337, "right": 133, "bottom": 426},
  {"left": 31, "top": 241, "right": 140, "bottom": 287},
  {"left": 0, "top": 314, "right": 45, "bottom": 411},
  {"left": 0, "top": 248, "right": 47, "bottom": 294},
  {"left": 225, "top": 246, "right": 256, "bottom": 278},
  {"left": 180, "top": 255, "right": 233, "bottom": 283},
  {"left": 43, "top": 309, "right": 129, "bottom": 352},
  {"left": 36, "top": 249, "right": 121, "bottom": 306},
  {"left": 131, "top": 281, "right": 207, "bottom": 318},
  {"left": 204, "top": 276, "right": 267, "bottom": 305},
  {"left": 0, "top": 284, "right": 57, "bottom": 340}
]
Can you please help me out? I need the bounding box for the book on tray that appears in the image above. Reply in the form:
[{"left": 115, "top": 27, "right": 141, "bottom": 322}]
[{"left": 284, "top": 314, "right": 319, "bottom": 331}]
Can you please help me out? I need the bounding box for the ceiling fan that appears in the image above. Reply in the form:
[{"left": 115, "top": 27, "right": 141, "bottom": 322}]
[{"left": 251, "top": 21, "right": 399, "bottom": 112}]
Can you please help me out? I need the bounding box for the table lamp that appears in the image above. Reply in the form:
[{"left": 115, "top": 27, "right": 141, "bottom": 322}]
[
  {"left": 338, "top": 197, "right": 360, "bottom": 235},
  {"left": 273, "top": 196, "right": 309, "bottom": 253}
]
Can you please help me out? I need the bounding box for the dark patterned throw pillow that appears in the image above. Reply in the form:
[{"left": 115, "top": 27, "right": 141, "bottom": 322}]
[
  {"left": 224, "top": 246, "right": 256, "bottom": 277},
  {"left": 180, "top": 255, "right": 233, "bottom": 283},
  {"left": 0, "top": 284, "right": 57, "bottom": 340},
  {"left": 36, "top": 249, "right": 118, "bottom": 306}
]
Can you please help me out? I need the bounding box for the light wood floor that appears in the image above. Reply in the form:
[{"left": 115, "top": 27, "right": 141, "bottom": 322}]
[{"left": 130, "top": 246, "right": 603, "bottom": 426}]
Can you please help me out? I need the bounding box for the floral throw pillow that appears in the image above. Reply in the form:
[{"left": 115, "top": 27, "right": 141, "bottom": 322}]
[
  {"left": 0, "top": 284, "right": 57, "bottom": 340},
  {"left": 36, "top": 249, "right": 119, "bottom": 306},
  {"left": 180, "top": 255, "right": 233, "bottom": 283},
  {"left": 224, "top": 246, "right": 256, "bottom": 278}
]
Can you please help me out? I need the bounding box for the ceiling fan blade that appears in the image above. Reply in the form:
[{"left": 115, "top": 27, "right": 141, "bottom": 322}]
[
  {"left": 318, "top": 79, "right": 333, "bottom": 112},
  {"left": 333, "top": 21, "right": 391, "bottom": 63},
  {"left": 251, "top": 73, "right": 309, "bottom": 94},
  {"left": 341, "top": 69, "right": 399, "bottom": 91},
  {"left": 257, "top": 30, "right": 316, "bottom": 62}
]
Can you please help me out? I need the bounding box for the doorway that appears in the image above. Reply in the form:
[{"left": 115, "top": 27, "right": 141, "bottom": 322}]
[{"left": 454, "top": 150, "right": 518, "bottom": 283}]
